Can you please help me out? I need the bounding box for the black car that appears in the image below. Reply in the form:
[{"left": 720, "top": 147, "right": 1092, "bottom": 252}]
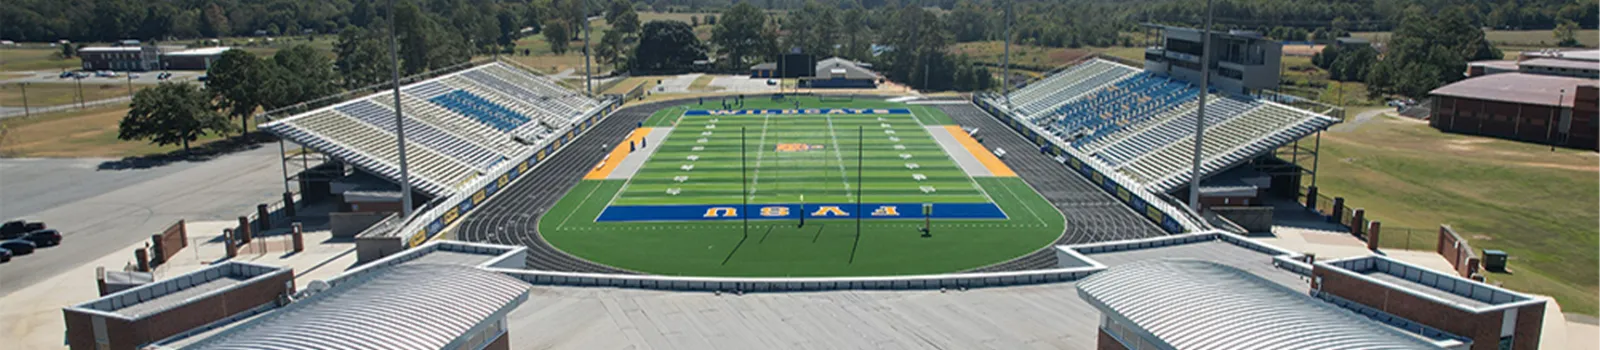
[
  {"left": 23, "top": 229, "right": 61, "bottom": 247},
  {"left": 0, "top": 239, "right": 36, "bottom": 255},
  {"left": 0, "top": 248, "right": 10, "bottom": 262}
]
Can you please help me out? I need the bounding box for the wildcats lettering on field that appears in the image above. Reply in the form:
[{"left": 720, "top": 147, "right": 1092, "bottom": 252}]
[
  {"left": 871, "top": 205, "right": 901, "bottom": 216},
  {"left": 811, "top": 206, "right": 849, "bottom": 217},
  {"left": 704, "top": 207, "right": 738, "bottom": 217}
]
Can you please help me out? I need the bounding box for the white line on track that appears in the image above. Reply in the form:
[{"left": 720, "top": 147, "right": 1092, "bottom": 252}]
[{"left": 823, "top": 113, "right": 855, "bottom": 202}]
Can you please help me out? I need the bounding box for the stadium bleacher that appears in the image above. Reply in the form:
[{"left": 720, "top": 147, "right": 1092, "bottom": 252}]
[
  {"left": 263, "top": 62, "right": 604, "bottom": 196},
  {"left": 1000, "top": 58, "right": 1338, "bottom": 193}
]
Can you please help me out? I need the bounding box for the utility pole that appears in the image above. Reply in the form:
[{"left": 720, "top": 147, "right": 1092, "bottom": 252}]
[
  {"left": 74, "top": 76, "right": 85, "bottom": 109},
  {"left": 1187, "top": 0, "right": 1214, "bottom": 210},
  {"left": 388, "top": 0, "right": 413, "bottom": 217},
  {"left": 583, "top": 0, "right": 594, "bottom": 97},
  {"left": 18, "top": 83, "right": 30, "bottom": 119},
  {"left": 125, "top": 74, "right": 134, "bottom": 98},
  {"left": 1002, "top": 0, "right": 1012, "bottom": 107}
]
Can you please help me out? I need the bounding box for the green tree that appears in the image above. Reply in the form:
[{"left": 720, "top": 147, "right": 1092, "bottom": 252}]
[
  {"left": 199, "top": 2, "right": 230, "bottom": 38},
  {"left": 713, "top": 2, "right": 776, "bottom": 70},
  {"left": 334, "top": 27, "right": 394, "bottom": 90},
  {"left": 118, "top": 82, "right": 232, "bottom": 153},
  {"left": 632, "top": 20, "right": 707, "bottom": 72},
  {"left": 206, "top": 50, "right": 267, "bottom": 135},
  {"left": 1367, "top": 9, "right": 1498, "bottom": 98},
  {"left": 1555, "top": 19, "right": 1581, "bottom": 47},
  {"left": 262, "top": 44, "right": 338, "bottom": 110},
  {"left": 786, "top": 1, "right": 840, "bottom": 57},
  {"left": 545, "top": 18, "right": 572, "bottom": 54}
]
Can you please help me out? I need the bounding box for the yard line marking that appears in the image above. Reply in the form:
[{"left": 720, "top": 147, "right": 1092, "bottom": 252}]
[
  {"left": 823, "top": 113, "right": 855, "bottom": 202},
  {"left": 606, "top": 109, "right": 687, "bottom": 209},
  {"left": 748, "top": 111, "right": 773, "bottom": 199},
  {"left": 558, "top": 181, "right": 609, "bottom": 228}
]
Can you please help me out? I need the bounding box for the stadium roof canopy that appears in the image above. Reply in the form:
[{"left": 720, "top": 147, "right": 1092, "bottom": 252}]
[
  {"left": 1077, "top": 259, "right": 1449, "bottom": 349},
  {"left": 186, "top": 263, "right": 530, "bottom": 350},
  {"left": 163, "top": 47, "right": 232, "bottom": 56},
  {"left": 1430, "top": 72, "right": 1597, "bottom": 107}
]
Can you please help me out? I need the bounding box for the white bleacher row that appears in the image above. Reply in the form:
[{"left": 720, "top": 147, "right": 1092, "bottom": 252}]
[
  {"left": 1013, "top": 61, "right": 1140, "bottom": 119},
  {"left": 276, "top": 110, "right": 481, "bottom": 194},
  {"left": 1005, "top": 59, "right": 1118, "bottom": 106},
  {"left": 1112, "top": 103, "right": 1335, "bottom": 191},
  {"left": 480, "top": 65, "right": 598, "bottom": 114},
  {"left": 369, "top": 91, "right": 526, "bottom": 153}
]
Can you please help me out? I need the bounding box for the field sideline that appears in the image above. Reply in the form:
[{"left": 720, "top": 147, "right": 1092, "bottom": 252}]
[{"left": 537, "top": 98, "right": 1065, "bottom": 276}]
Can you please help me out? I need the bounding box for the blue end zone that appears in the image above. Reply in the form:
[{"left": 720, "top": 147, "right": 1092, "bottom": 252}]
[
  {"left": 684, "top": 108, "right": 910, "bottom": 116},
  {"left": 596, "top": 202, "right": 1006, "bottom": 222}
]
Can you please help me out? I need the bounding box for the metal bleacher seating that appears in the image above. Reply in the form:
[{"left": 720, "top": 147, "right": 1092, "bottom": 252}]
[
  {"left": 998, "top": 58, "right": 1340, "bottom": 193},
  {"left": 1112, "top": 102, "right": 1334, "bottom": 191},
  {"left": 262, "top": 62, "right": 602, "bottom": 196},
  {"left": 1008, "top": 60, "right": 1141, "bottom": 118}
]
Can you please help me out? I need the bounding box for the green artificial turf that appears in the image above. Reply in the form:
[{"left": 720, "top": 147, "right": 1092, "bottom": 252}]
[{"left": 541, "top": 99, "right": 1064, "bottom": 276}]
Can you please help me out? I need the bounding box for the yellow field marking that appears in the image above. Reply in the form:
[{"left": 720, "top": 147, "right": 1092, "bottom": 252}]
[
  {"left": 944, "top": 125, "right": 1016, "bottom": 177},
  {"left": 584, "top": 127, "right": 655, "bottom": 179}
]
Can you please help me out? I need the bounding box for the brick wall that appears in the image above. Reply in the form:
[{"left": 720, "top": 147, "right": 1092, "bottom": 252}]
[
  {"left": 1096, "top": 328, "right": 1130, "bottom": 350},
  {"left": 64, "top": 271, "right": 294, "bottom": 350},
  {"left": 151, "top": 220, "right": 188, "bottom": 265},
  {"left": 485, "top": 332, "right": 511, "bottom": 350},
  {"left": 1312, "top": 265, "right": 1542, "bottom": 350},
  {"left": 1436, "top": 225, "right": 1480, "bottom": 278}
]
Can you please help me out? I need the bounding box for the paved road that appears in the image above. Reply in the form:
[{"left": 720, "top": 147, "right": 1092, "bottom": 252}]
[
  {"left": 937, "top": 103, "right": 1165, "bottom": 272},
  {"left": 0, "top": 145, "right": 293, "bottom": 297},
  {"left": 1, "top": 70, "right": 203, "bottom": 85}
]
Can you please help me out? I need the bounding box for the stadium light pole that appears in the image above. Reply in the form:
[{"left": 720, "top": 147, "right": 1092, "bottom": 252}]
[
  {"left": 1187, "top": 0, "right": 1214, "bottom": 210},
  {"left": 389, "top": 0, "right": 413, "bottom": 217},
  {"left": 1002, "top": 0, "right": 1012, "bottom": 108},
  {"left": 583, "top": 0, "right": 594, "bottom": 97}
]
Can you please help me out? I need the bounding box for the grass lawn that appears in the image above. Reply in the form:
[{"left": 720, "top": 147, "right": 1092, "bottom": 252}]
[
  {"left": 0, "top": 48, "right": 81, "bottom": 72},
  {"left": 0, "top": 82, "right": 142, "bottom": 107},
  {"left": 949, "top": 41, "right": 1094, "bottom": 70},
  {"left": 0, "top": 107, "right": 230, "bottom": 158},
  {"left": 543, "top": 99, "right": 1057, "bottom": 276},
  {"left": 1353, "top": 29, "right": 1598, "bottom": 57},
  {"left": 601, "top": 76, "right": 661, "bottom": 95},
  {"left": 1308, "top": 113, "right": 1598, "bottom": 315}
]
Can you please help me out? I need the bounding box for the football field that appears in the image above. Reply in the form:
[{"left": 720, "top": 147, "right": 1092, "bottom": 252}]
[{"left": 538, "top": 98, "right": 1064, "bottom": 276}]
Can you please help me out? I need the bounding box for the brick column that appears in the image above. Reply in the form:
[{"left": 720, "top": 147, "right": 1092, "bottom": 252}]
[
  {"left": 1350, "top": 209, "right": 1365, "bottom": 236},
  {"left": 283, "top": 191, "right": 297, "bottom": 218},
  {"left": 257, "top": 204, "right": 272, "bottom": 232},
  {"left": 96, "top": 267, "right": 109, "bottom": 296},
  {"left": 1366, "top": 221, "right": 1382, "bottom": 251},
  {"left": 149, "top": 234, "right": 165, "bottom": 266},
  {"left": 134, "top": 248, "right": 149, "bottom": 272},
  {"left": 1305, "top": 186, "right": 1319, "bottom": 211},
  {"left": 1330, "top": 197, "right": 1345, "bottom": 223},
  {"left": 237, "top": 216, "right": 252, "bottom": 244},
  {"left": 291, "top": 222, "right": 304, "bottom": 253},
  {"left": 224, "top": 228, "right": 238, "bottom": 258}
]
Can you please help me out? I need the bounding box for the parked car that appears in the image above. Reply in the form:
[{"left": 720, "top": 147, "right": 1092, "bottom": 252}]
[
  {"left": 0, "top": 239, "right": 36, "bottom": 255},
  {"left": 196, "top": 75, "right": 208, "bottom": 82},
  {"left": 58, "top": 71, "right": 73, "bottom": 79},
  {"left": 23, "top": 229, "right": 61, "bottom": 247},
  {"left": 0, "top": 248, "right": 10, "bottom": 262},
  {"left": 0, "top": 221, "right": 43, "bottom": 239},
  {"left": 128, "top": 73, "right": 140, "bottom": 79}
]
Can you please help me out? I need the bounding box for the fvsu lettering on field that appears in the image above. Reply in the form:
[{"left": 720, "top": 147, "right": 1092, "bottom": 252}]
[
  {"left": 595, "top": 203, "right": 1006, "bottom": 222},
  {"left": 683, "top": 108, "right": 912, "bottom": 116}
]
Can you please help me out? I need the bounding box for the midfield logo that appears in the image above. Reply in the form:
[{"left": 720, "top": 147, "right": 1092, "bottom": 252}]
[{"left": 775, "top": 143, "right": 824, "bottom": 152}]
